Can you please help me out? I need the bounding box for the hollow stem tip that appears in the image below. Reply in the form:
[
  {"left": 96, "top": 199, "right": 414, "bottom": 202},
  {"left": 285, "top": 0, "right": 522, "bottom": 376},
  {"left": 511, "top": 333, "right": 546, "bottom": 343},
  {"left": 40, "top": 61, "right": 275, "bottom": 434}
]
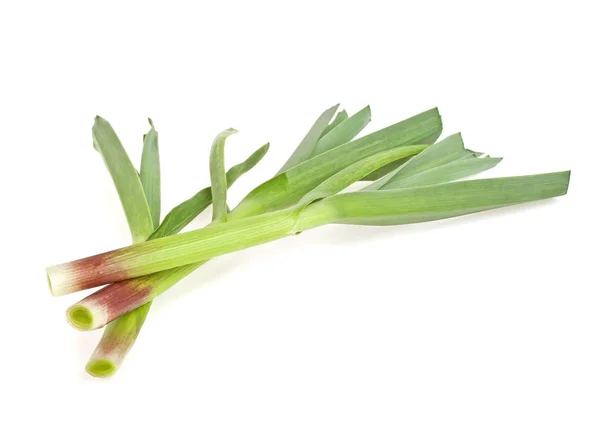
[
  {"left": 86, "top": 359, "right": 117, "bottom": 378},
  {"left": 66, "top": 303, "right": 108, "bottom": 331},
  {"left": 66, "top": 306, "right": 93, "bottom": 330},
  {"left": 46, "top": 263, "right": 78, "bottom": 296}
]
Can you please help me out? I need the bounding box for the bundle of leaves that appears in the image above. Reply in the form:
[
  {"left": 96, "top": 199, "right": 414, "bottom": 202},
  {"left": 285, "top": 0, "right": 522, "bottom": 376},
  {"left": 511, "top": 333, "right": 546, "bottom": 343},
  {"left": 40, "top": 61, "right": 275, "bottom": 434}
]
[{"left": 45, "top": 105, "right": 570, "bottom": 377}]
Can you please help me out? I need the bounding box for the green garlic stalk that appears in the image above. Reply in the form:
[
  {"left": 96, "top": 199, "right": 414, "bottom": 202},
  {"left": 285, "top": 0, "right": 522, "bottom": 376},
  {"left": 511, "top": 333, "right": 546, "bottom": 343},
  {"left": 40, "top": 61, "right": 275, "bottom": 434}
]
[
  {"left": 84, "top": 104, "right": 378, "bottom": 375},
  {"left": 49, "top": 171, "right": 570, "bottom": 301}
]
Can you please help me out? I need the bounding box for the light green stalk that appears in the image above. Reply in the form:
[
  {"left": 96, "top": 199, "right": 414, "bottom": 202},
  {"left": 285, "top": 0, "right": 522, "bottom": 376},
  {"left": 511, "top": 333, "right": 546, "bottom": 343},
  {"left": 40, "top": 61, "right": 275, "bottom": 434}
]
[{"left": 56, "top": 171, "right": 570, "bottom": 297}]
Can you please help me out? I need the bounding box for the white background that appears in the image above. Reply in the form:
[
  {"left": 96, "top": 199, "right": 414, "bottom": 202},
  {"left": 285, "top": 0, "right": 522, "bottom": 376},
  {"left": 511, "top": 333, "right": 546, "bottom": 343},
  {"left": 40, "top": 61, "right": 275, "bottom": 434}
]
[{"left": 1, "top": 1, "right": 598, "bottom": 442}]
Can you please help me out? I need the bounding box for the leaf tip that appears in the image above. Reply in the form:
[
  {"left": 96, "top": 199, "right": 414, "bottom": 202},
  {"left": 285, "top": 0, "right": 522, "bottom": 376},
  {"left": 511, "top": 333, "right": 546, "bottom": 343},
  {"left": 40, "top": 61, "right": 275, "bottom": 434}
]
[
  {"left": 430, "top": 106, "right": 442, "bottom": 123},
  {"left": 454, "top": 132, "right": 464, "bottom": 147},
  {"left": 328, "top": 103, "right": 341, "bottom": 116},
  {"left": 93, "top": 115, "right": 108, "bottom": 128},
  {"left": 360, "top": 105, "right": 373, "bottom": 122},
  {"left": 564, "top": 170, "right": 572, "bottom": 191}
]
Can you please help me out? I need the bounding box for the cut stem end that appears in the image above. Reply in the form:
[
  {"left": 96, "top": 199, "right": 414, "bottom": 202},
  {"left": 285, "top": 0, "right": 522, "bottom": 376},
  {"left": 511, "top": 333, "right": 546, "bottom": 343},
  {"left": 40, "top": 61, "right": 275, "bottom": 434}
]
[
  {"left": 66, "top": 305, "right": 94, "bottom": 330},
  {"left": 86, "top": 359, "right": 117, "bottom": 378},
  {"left": 66, "top": 302, "right": 108, "bottom": 331},
  {"left": 46, "top": 264, "right": 81, "bottom": 296}
]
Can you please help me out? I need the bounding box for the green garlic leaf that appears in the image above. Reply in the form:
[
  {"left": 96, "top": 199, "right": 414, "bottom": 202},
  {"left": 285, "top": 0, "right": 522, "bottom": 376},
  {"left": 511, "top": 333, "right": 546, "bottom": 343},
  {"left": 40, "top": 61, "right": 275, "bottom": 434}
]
[
  {"left": 209, "top": 128, "right": 238, "bottom": 222},
  {"left": 277, "top": 104, "right": 339, "bottom": 172},
  {"left": 151, "top": 143, "right": 269, "bottom": 239},
  {"left": 140, "top": 118, "right": 161, "bottom": 229},
  {"left": 92, "top": 116, "right": 154, "bottom": 243},
  {"left": 321, "top": 109, "right": 348, "bottom": 137}
]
